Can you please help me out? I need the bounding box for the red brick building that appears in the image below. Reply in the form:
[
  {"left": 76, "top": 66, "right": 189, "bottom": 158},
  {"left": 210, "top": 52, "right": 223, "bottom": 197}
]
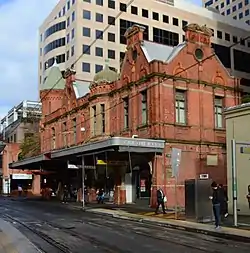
[{"left": 11, "top": 23, "right": 240, "bottom": 207}]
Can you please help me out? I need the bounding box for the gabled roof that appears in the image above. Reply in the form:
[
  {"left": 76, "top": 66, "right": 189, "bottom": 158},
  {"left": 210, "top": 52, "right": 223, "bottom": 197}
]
[
  {"left": 41, "top": 62, "right": 66, "bottom": 91},
  {"left": 72, "top": 81, "right": 90, "bottom": 99},
  {"left": 141, "top": 40, "right": 186, "bottom": 63}
]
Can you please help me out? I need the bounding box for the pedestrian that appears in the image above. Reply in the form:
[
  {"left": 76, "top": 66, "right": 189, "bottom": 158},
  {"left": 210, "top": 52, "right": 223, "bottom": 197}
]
[
  {"left": 155, "top": 187, "right": 167, "bottom": 214},
  {"left": 17, "top": 185, "right": 22, "bottom": 197},
  {"left": 62, "top": 185, "right": 68, "bottom": 204},
  {"left": 218, "top": 184, "right": 228, "bottom": 218},
  {"left": 209, "top": 181, "right": 222, "bottom": 229},
  {"left": 97, "top": 188, "right": 104, "bottom": 204}
]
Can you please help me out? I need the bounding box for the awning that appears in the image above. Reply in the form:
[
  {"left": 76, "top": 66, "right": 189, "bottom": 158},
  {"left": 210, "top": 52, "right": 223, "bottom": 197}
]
[
  {"left": 51, "top": 137, "right": 165, "bottom": 159},
  {"left": 9, "top": 153, "right": 51, "bottom": 169}
]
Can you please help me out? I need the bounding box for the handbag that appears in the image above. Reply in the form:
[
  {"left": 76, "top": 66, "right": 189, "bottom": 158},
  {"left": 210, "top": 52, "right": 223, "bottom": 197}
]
[{"left": 163, "top": 196, "right": 167, "bottom": 202}]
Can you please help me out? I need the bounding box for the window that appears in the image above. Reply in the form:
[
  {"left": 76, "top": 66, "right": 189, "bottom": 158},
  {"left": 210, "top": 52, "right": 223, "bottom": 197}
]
[
  {"left": 83, "top": 0, "right": 90, "bottom": 2},
  {"left": 72, "top": 11, "right": 75, "bottom": 21},
  {"left": 221, "top": 2, "right": 224, "bottom": 7},
  {"left": 108, "top": 32, "right": 115, "bottom": 42},
  {"left": 62, "top": 122, "right": 67, "bottom": 147},
  {"left": 108, "top": 0, "right": 115, "bottom": 9},
  {"left": 83, "top": 44, "right": 90, "bottom": 54},
  {"left": 214, "top": 97, "right": 223, "bottom": 128},
  {"left": 72, "top": 118, "right": 77, "bottom": 144},
  {"left": 173, "top": 17, "right": 179, "bottom": 26},
  {"left": 67, "top": 17, "right": 70, "bottom": 27},
  {"left": 233, "top": 36, "right": 237, "bottom": 43},
  {"left": 120, "top": 3, "right": 127, "bottom": 12},
  {"left": 175, "top": 90, "right": 186, "bottom": 124},
  {"left": 95, "top": 47, "right": 103, "bottom": 57},
  {"left": 83, "top": 10, "right": 91, "bottom": 19},
  {"left": 239, "top": 2, "right": 243, "bottom": 8},
  {"left": 44, "top": 38, "right": 66, "bottom": 55},
  {"left": 96, "top": 30, "right": 103, "bottom": 39},
  {"left": 96, "top": 0, "right": 103, "bottom": 6},
  {"left": 120, "top": 19, "right": 149, "bottom": 44},
  {"left": 13, "top": 134, "right": 16, "bottom": 143},
  {"left": 82, "top": 62, "right": 90, "bottom": 72},
  {"left": 123, "top": 97, "right": 129, "bottom": 129},
  {"left": 108, "top": 16, "right": 115, "bottom": 25},
  {"left": 96, "top": 13, "right": 103, "bottom": 22},
  {"left": 141, "top": 91, "right": 147, "bottom": 125},
  {"left": 51, "top": 127, "right": 56, "bottom": 149},
  {"left": 182, "top": 20, "right": 188, "bottom": 28},
  {"left": 163, "top": 15, "right": 169, "bottom": 23},
  {"left": 131, "top": 6, "right": 138, "bottom": 15},
  {"left": 95, "top": 64, "right": 103, "bottom": 73},
  {"left": 67, "top": 33, "right": 70, "bottom": 43},
  {"left": 153, "top": 27, "right": 179, "bottom": 46},
  {"left": 232, "top": 5, "right": 236, "bottom": 11},
  {"left": 67, "top": 1, "right": 70, "bottom": 10},
  {"left": 153, "top": 12, "right": 159, "bottom": 20},
  {"left": 246, "top": 9, "right": 250, "bottom": 15},
  {"left": 217, "top": 30, "right": 222, "bottom": 39},
  {"left": 225, "top": 33, "right": 230, "bottom": 41},
  {"left": 142, "top": 9, "right": 148, "bottom": 17},
  {"left": 72, "top": 0, "right": 75, "bottom": 4},
  {"left": 239, "top": 12, "right": 243, "bottom": 19},
  {"left": 101, "top": 104, "right": 105, "bottom": 133},
  {"left": 108, "top": 49, "right": 115, "bottom": 59},
  {"left": 66, "top": 50, "right": 69, "bottom": 60},
  {"left": 71, "top": 28, "right": 75, "bottom": 39},
  {"left": 83, "top": 27, "right": 91, "bottom": 37},
  {"left": 226, "top": 9, "right": 231, "bottom": 15},
  {"left": 246, "top": 0, "right": 249, "bottom": 5},
  {"left": 71, "top": 46, "right": 74, "bottom": 56},
  {"left": 44, "top": 21, "right": 66, "bottom": 39},
  {"left": 93, "top": 106, "right": 97, "bottom": 135}
]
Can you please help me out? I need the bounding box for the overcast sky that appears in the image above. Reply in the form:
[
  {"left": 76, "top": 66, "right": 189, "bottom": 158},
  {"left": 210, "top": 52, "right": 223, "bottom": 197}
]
[{"left": 0, "top": 0, "right": 201, "bottom": 118}]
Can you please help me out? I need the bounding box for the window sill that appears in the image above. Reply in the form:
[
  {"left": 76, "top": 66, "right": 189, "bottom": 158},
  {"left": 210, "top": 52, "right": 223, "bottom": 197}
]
[
  {"left": 214, "top": 128, "right": 226, "bottom": 132},
  {"left": 137, "top": 124, "right": 148, "bottom": 130},
  {"left": 174, "top": 123, "right": 190, "bottom": 128}
]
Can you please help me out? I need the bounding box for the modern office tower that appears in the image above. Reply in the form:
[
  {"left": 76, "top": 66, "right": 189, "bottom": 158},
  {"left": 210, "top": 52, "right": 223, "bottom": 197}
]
[
  {"left": 39, "top": 0, "right": 250, "bottom": 94},
  {"left": 203, "top": 0, "right": 250, "bottom": 24}
]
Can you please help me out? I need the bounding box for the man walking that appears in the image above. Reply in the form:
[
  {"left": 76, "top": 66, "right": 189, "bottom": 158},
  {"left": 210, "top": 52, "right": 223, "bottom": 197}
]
[
  {"left": 219, "top": 184, "right": 228, "bottom": 218},
  {"left": 155, "top": 187, "right": 166, "bottom": 214},
  {"left": 209, "top": 181, "right": 222, "bottom": 229}
]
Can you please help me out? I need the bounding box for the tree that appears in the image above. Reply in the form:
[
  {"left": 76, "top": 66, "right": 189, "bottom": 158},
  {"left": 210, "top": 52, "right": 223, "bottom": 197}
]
[{"left": 19, "top": 133, "right": 41, "bottom": 160}]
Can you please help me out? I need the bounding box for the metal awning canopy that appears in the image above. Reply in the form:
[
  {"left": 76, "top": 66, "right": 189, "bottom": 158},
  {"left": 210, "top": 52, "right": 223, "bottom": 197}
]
[
  {"left": 9, "top": 153, "right": 51, "bottom": 169},
  {"left": 51, "top": 137, "right": 165, "bottom": 159}
]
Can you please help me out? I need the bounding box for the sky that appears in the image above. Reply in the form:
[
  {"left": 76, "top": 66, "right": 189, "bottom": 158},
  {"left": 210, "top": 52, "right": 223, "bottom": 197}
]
[{"left": 0, "top": 0, "right": 201, "bottom": 119}]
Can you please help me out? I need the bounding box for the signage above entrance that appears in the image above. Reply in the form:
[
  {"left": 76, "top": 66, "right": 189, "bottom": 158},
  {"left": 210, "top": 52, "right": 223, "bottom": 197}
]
[
  {"left": 117, "top": 138, "right": 165, "bottom": 149},
  {"left": 12, "top": 174, "right": 32, "bottom": 180}
]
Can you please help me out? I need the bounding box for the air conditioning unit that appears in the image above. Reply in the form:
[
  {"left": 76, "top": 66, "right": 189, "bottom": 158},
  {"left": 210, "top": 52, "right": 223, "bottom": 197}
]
[{"left": 199, "top": 174, "right": 209, "bottom": 179}]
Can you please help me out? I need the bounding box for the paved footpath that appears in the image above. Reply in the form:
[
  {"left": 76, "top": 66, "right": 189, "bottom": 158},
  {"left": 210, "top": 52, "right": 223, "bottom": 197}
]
[{"left": 0, "top": 218, "right": 40, "bottom": 253}]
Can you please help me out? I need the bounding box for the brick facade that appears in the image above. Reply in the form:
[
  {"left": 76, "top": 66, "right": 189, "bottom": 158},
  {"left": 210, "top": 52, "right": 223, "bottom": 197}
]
[{"left": 40, "top": 24, "right": 240, "bottom": 207}]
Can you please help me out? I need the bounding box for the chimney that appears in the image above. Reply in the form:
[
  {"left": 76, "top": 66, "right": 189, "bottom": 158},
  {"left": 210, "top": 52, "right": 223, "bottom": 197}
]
[
  {"left": 124, "top": 24, "right": 145, "bottom": 48},
  {"left": 183, "top": 23, "right": 213, "bottom": 47}
]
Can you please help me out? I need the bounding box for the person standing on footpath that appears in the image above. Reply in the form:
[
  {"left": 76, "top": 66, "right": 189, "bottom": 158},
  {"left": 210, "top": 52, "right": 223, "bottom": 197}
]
[
  {"left": 209, "top": 181, "right": 222, "bottom": 229},
  {"left": 155, "top": 187, "right": 167, "bottom": 214},
  {"left": 218, "top": 184, "right": 229, "bottom": 218}
]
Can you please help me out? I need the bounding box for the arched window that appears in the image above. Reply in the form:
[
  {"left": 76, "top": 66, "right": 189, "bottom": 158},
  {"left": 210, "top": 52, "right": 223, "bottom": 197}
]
[{"left": 51, "top": 127, "right": 56, "bottom": 150}]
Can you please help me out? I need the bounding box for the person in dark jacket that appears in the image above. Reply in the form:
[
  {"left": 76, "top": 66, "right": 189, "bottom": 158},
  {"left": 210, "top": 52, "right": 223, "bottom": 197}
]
[
  {"left": 219, "top": 184, "right": 228, "bottom": 218},
  {"left": 209, "top": 181, "right": 222, "bottom": 229},
  {"left": 155, "top": 188, "right": 166, "bottom": 214},
  {"left": 62, "top": 185, "right": 68, "bottom": 204}
]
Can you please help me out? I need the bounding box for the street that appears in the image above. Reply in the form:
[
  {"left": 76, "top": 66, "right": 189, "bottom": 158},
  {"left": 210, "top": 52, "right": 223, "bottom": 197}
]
[{"left": 0, "top": 198, "right": 249, "bottom": 253}]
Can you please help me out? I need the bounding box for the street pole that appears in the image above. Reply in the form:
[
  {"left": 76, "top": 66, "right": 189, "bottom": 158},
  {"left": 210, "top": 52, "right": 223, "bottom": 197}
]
[
  {"left": 174, "top": 176, "right": 178, "bottom": 219},
  {"left": 82, "top": 156, "right": 85, "bottom": 210},
  {"left": 231, "top": 139, "right": 238, "bottom": 227}
]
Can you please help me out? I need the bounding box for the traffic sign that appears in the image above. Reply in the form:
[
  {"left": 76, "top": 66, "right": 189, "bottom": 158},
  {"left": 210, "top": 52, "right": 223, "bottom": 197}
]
[{"left": 171, "top": 148, "right": 182, "bottom": 177}]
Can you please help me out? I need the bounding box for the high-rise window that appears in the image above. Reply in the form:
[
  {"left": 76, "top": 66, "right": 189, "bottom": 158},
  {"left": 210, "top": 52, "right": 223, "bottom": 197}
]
[
  {"left": 101, "top": 104, "right": 105, "bottom": 133},
  {"left": 214, "top": 97, "right": 223, "bottom": 128},
  {"left": 123, "top": 97, "right": 129, "bottom": 129},
  {"left": 141, "top": 91, "right": 147, "bottom": 125},
  {"left": 175, "top": 90, "right": 186, "bottom": 124}
]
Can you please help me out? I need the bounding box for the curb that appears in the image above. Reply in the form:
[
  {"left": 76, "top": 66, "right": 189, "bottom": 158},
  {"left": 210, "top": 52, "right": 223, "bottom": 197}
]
[{"left": 84, "top": 209, "right": 250, "bottom": 243}]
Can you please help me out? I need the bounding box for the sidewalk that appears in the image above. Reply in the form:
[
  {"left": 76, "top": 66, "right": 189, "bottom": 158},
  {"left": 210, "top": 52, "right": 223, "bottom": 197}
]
[
  {"left": 0, "top": 218, "right": 40, "bottom": 253},
  {"left": 66, "top": 202, "right": 250, "bottom": 242}
]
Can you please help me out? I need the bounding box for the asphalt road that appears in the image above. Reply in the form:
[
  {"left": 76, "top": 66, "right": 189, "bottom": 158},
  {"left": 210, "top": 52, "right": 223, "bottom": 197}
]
[{"left": 0, "top": 198, "right": 249, "bottom": 253}]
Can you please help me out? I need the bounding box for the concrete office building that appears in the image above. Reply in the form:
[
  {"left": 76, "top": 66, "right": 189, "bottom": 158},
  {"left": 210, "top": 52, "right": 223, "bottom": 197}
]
[
  {"left": 203, "top": 0, "right": 250, "bottom": 24},
  {"left": 39, "top": 0, "right": 250, "bottom": 94}
]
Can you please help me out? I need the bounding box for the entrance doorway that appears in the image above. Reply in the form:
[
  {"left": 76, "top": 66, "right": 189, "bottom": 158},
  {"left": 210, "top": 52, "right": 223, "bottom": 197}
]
[{"left": 131, "top": 163, "right": 151, "bottom": 204}]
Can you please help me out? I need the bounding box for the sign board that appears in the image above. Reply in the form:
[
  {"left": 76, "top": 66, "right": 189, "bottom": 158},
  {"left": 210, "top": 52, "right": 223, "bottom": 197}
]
[
  {"left": 12, "top": 174, "right": 32, "bottom": 180},
  {"left": 171, "top": 148, "right": 182, "bottom": 177}
]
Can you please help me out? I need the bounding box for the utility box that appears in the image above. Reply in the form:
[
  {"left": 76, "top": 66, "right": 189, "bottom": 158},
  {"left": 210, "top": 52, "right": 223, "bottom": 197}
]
[{"left": 185, "top": 179, "right": 213, "bottom": 223}]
